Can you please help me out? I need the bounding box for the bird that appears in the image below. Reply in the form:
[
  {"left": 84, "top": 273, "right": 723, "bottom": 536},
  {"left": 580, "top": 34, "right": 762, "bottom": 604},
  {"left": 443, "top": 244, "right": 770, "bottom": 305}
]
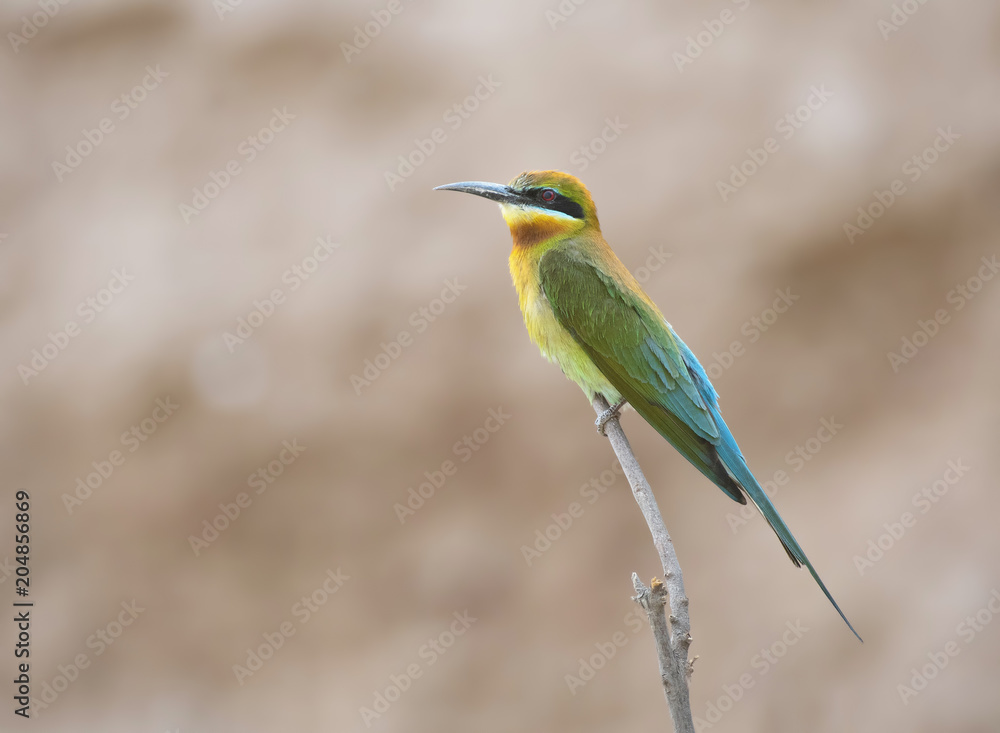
[{"left": 435, "top": 170, "right": 861, "bottom": 641}]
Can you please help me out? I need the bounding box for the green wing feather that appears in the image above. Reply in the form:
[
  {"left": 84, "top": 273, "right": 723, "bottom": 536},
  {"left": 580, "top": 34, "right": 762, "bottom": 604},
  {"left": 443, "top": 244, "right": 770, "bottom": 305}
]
[
  {"left": 539, "top": 247, "right": 863, "bottom": 642},
  {"left": 538, "top": 248, "right": 745, "bottom": 504}
]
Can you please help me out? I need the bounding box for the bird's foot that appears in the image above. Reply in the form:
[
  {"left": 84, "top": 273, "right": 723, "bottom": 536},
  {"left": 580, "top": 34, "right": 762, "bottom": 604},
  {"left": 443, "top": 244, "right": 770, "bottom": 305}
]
[{"left": 595, "top": 399, "right": 628, "bottom": 436}]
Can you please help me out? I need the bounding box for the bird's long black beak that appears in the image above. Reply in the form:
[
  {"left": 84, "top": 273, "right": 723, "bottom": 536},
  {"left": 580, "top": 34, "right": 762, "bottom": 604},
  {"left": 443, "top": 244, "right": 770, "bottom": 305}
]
[{"left": 434, "top": 181, "right": 522, "bottom": 205}]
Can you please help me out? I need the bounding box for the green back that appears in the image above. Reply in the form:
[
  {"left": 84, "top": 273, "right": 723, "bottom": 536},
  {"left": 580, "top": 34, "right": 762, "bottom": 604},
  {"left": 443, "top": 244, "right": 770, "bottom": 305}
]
[{"left": 538, "top": 247, "right": 744, "bottom": 503}]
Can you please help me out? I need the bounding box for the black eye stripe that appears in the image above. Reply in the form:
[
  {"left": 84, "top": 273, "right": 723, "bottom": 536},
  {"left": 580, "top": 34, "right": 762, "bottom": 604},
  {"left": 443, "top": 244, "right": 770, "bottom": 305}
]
[{"left": 523, "top": 187, "right": 585, "bottom": 219}]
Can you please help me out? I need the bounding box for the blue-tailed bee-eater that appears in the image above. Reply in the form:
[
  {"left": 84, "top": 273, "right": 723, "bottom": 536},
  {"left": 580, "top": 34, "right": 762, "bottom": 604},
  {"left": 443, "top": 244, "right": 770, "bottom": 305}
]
[{"left": 436, "top": 170, "right": 860, "bottom": 641}]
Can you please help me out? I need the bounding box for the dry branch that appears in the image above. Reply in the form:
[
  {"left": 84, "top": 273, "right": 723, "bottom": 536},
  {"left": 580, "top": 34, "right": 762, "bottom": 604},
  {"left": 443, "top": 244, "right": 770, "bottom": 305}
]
[{"left": 592, "top": 395, "right": 695, "bottom": 733}]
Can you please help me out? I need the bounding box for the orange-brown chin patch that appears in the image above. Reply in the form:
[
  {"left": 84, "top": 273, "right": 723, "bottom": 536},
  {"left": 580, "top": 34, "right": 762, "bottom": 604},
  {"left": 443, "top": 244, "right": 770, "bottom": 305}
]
[{"left": 501, "top": 206, "right": 581, "bottom": 248}]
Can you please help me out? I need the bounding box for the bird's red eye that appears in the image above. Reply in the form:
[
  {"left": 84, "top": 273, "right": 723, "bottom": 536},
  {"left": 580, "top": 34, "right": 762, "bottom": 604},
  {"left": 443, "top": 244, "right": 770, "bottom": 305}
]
[{"left": 540, "top": 188, "right": 557, "bottom": 202}]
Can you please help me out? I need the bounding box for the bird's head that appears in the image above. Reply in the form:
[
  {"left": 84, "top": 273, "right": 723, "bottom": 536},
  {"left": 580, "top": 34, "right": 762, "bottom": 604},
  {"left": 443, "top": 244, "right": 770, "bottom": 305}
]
[{"left": 435, "top": 170, "right": 599, "bottom": 247}]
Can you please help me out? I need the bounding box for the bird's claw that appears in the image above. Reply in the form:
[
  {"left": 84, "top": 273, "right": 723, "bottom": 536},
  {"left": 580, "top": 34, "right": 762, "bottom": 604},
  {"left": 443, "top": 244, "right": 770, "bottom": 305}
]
[{"left": 595, "top": 399, "right": 628, "bottom": 435}]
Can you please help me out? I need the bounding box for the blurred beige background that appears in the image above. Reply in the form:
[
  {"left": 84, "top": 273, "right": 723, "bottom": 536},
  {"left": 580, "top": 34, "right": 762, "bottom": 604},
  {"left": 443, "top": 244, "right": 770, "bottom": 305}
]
[{"left": 2, "top": 0, "right": 1000, "bottom": 731}]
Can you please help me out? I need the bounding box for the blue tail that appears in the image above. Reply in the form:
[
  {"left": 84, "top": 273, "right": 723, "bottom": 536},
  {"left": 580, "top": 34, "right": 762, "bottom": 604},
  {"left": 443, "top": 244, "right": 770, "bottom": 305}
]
[
  {"left": 675, "top": 341, "right": 862, "bottom": 642},
  {"left": 712, "top": 413, "right": 862, "bottom": 642}
]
